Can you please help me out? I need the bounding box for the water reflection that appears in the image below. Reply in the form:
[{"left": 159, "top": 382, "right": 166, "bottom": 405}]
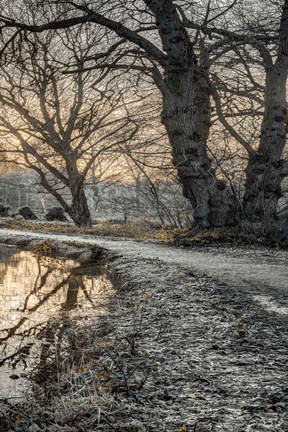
[{"left": 0, "top": 246, "right": 113, "bottom": 399}]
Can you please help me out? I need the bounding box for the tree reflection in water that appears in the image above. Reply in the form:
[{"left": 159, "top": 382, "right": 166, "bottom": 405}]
[{"left": 0, "top": 247, "right": 113, "bottom": 371}]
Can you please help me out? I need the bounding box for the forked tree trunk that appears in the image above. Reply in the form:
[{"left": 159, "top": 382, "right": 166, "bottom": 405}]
[
  {"left": 243, "top": 1, "right": 288, "bottom": 225},
  {"left": 40, "top": 170, "right": 92, "bottom": 227},
  {"left": 161, "top": 67, "right": 238, "bottom": 228}
]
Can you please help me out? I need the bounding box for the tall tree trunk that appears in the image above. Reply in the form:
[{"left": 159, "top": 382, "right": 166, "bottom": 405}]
[
  {"left": 64, "top": 153, "right": 92, "bottom": 227},
  {"left": 243, "top": 1, "right": 288, "bottom": 225},
  {"left": 161, "top": 67, "right": 238, "bottom": 228},
  {"left": 243, "top": 71, "right": 287, "bottom": 223},
  {"left": 146, "top": 0, "right": 238, "bottom": 228},
  {"left": 69, "top": 178, "right": 92, "bottom": 227},
  {"left": 39, "top": 169, "right": 92, "bottom": 227}
]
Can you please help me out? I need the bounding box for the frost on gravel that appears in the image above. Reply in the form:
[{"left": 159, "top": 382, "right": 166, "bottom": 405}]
[{"left": 104, "top": 257, "right": 288, "bottom": 431}]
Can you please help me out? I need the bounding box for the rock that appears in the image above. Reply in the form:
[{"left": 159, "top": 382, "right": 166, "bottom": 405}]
[
  {"left": 28, "top": 424, "right": 42, "bottom": 432},
  {"left": 78, "top": 247, "right": 103, "bottom": 264},
  {"left": 45, "top": 207, "right": 68, "bottom": 222},
  {"left": 18, "top": 206, "right": 38, "bottom": 220},
  {"left": 25, "top": 239, "right": 46, "bottom": 251},
  {"left": 0, "top": 202, "right": 10, "bottom": 217},
  {"left": 14, "top": 214, "right": 25, "bottom": 221},
  {"left": 78, "top": 250, "right": 93, "bottom": 264},
  {"left": 51, "top": 244, "right": 85, "bottom": 260}
]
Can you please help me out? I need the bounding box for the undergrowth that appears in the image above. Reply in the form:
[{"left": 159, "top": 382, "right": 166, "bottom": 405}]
[
  {"left": 173, "top": 221, "right": 288, "bottom": 249},
  {"left": 0, "top": 218, "right": 188, "bottom": 243},
  {"left": 0, "top": 217, "right": 287, "bottom": 249}
]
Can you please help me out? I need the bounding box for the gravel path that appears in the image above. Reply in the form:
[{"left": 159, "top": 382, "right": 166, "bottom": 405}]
[{"left": 0, "top": 227, "right": 287, "bottom": 314}]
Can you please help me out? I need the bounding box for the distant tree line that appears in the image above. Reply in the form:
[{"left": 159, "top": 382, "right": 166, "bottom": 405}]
[{"left": 0, "top": 170, "right": 193, "bottom": 227}]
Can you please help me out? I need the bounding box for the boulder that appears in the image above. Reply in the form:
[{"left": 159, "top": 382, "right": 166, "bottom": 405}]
[
  {"left": 18, "top": 206, "right": 38, "bottom": 220},
  {"left": 14, "top": 214, "right": 25, "bottom": 221},
  {"left": 78, "top": 247, "right": 103, "bottom": 264},
  {"left": 0, "top": 202, "right": 10, "bottom": 217},
  {"left": 45, "top": 207, "right": 68, "bottom": 222}
]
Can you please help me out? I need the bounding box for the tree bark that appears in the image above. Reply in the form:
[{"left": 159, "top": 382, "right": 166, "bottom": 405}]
[
  {"left": 161, "top": 68, "right": 238, "bottom": 228},
  {"left": 35, "top": 158, "right": 92, "bottom": 227},
  {"left": 243, "top": 71, "right": 287, "bottom": 223},
  {"left": 70, "top": 188, "right": 92, "bottom": 227},
  {"left": 243, "top": 0, "right": 288, "bottom": 224},
  {"left": 69, "top": 176, "right": 92, "bottom": 227},
  {"left": 147, "top": 0, "right": 238, "bottom": 228}
]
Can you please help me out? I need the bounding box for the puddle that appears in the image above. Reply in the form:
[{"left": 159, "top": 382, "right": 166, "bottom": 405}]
[{"left": 0, "top": 245, "right": 114, "bottom": 400}]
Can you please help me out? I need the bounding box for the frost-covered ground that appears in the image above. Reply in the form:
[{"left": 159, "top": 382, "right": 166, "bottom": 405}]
[
  {"left": 0, "top": 228, "right": 288, "bottom": 431},
  {"left": 89, "top": 253, "right": 287, "bottom": 431}
]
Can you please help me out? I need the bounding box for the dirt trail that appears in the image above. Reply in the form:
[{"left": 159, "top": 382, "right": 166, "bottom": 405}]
[
  {"left": 0, "top": 229, "right": 288, "bottom": 314},
  {"left": 0, "top": 227, "right": 287, "bottom": 313}
]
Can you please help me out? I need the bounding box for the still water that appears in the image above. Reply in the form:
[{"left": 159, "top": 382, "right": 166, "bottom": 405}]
[{"left": 0, "top": 245, "right": 113, "bottom": 400}]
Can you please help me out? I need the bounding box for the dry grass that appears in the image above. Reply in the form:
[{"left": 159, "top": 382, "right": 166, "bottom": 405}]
[
  {"left": 0, "top": 217, "right": 188, "bottom": 243},
  {"left": 1, "top": 217, "right": 285, "bottom": 249}
]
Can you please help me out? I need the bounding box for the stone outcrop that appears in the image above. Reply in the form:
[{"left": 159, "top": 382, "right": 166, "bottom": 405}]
[
  {"left": 45, "top": 207, "right": 68, "bottom": 222},
  {"left": 18, "top": 206, "right": 38, "bottom": 220},
  {"left": 0, "top": 202, "right": 10, "bottom": 217}
]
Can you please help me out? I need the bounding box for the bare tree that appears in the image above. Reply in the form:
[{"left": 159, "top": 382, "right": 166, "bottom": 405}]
[
  {"left": 205, "top": 1, "right": 288, "bottom": 224},
  {"left": 0, "top": 27, "right": 136, "bottom": 226},
  {"left": 1, "top": 0, "right": 287, "bottom": 229},
  {"left": 0, "top": 0, "right": 241, "bottom": 228},
  {"left": 241, "top": 1, "right": 288, "bottom": 224}
]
